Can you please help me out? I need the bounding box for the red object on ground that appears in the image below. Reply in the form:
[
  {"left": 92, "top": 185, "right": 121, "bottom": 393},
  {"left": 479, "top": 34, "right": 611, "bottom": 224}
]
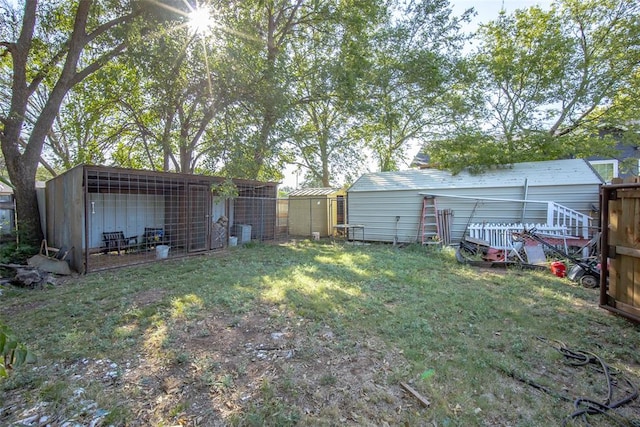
[
  {"left": 551, "top": 261, "right": 566, "bottom": 278},
  {"left": 483, "top": 248, "right": 505, "bottom": 261}
]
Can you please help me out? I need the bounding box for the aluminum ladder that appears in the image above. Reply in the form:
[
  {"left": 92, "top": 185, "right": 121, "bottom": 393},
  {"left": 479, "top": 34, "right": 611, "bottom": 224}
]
[{"left": 421, "top": 196, "right": 440, "bottom": 245}]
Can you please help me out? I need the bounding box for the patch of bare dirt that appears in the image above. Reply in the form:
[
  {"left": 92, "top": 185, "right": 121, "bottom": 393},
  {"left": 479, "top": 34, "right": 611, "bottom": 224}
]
[
  {"left": 0, "top": 300, "right": 45, "bottom": 318},
  {"left": 1, "top": 306, "right": 428, "bottom": 426},
  {"left": 132, "top": 288, "right": 168, "bottom": 306}
]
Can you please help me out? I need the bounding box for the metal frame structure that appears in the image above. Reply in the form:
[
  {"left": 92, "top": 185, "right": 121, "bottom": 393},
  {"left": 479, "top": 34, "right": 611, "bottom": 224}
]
[{"left": 45, "top": 165, "right": 280, "bottom": 273}]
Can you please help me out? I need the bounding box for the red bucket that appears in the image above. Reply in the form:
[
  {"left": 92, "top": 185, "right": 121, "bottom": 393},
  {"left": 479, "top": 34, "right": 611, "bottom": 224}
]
[{"left": 551, "top": 261, "right": 566, "bottom": 278}]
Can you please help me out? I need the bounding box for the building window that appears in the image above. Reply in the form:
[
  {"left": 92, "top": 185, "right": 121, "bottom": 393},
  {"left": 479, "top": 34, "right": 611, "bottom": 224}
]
[{"left": 590, "top": 160, "right": 618, "bottom": 182}]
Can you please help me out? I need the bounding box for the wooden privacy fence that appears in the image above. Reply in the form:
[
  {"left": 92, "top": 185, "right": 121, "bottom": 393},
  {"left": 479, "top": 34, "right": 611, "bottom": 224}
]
[{"left": 600, "top": 178, "right": 640, "bottom": 322}]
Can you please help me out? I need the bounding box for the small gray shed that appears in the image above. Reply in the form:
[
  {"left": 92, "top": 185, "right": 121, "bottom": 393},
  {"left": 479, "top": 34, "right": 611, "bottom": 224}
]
[{"left": 347, "top": 159, "right": 604, "bottom": 244}]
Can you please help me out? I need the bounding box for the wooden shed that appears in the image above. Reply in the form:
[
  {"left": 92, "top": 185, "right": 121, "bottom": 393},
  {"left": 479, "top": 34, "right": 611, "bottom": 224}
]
[
  {"left": 287, "top": 188, "right": 346, "bottom": 238},
  {"left": 45, "top": 165, "right": 278, "bottom": 273},
  {"left": 600, "top": 177, "right": 640, "bottom": 322},
  {"left": 347, "top": 159, "right": 603, "bottom": 244}
]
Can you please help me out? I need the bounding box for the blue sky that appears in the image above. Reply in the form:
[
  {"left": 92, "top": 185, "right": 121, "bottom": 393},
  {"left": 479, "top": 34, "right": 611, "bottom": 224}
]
[{"left": 451, "top": 0, "right": 552, "bottom": 28}]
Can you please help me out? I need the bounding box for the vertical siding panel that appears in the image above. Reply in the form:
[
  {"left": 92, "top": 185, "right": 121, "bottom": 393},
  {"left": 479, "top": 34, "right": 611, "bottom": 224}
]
[
  {"left": 63, "top": 166, "right": 85, "bottom": 273},
  {"left": 349, "top": 188, "right": 601, "bottom": 244},
  {"left": 347, "top": 161, "right": 601, "bottom": 244}
]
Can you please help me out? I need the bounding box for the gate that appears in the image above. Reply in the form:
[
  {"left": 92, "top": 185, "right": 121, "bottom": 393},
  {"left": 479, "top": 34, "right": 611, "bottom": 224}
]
[
  {"left": 600, "top": 178, "right": 640, "bottom": 322},
  {"left": 188, "top": 184, "right": 209, "bottom": 252}
]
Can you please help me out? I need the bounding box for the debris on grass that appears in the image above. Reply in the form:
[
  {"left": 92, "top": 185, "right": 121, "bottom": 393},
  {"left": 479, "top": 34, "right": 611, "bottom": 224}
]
[{"left": 400, "top": 382, "right": 431, "bottom": 408}]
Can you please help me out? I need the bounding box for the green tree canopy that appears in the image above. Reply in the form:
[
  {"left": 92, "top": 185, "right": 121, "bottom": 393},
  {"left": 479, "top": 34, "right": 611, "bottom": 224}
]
[
  {"left": 357, "top": 0, "right": 472, "bottom": 171},
  {"left": 0, "top": 0, "right": 177, "bottom": 245},
  {"left": 429, "top": 0, "right": 640, "bottom": 174}
]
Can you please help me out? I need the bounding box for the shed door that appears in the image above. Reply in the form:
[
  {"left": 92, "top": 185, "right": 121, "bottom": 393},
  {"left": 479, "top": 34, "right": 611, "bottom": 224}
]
[{"left": 188, "top": 184, "right": 209, "bottom": 252}]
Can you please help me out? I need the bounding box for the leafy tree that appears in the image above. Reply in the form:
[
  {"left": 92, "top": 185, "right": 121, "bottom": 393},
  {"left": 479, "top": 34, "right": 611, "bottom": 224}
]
[
  {"left": 357, "top": 0, "right": 472, "bottom": 171},
  {"left": 284, "top": 0, "right": 381, "bottom": 186},
  {"left": 197, "top": 0, "right": 364, "bottom": 183},
  {"left": 0, "top": 0, "right": 157, "bottom": 245},
  {"left": 43, "top": 65, "right": 131, "bottom": 170},
  {"left": 430, "top": 0, "right": 640, "bottom": 173},
  {"left": 117, "top": 18, "right": 236, "bottom": 174},
  {"left": 195, "top": 0, "right": 308, "bottom": 182}
]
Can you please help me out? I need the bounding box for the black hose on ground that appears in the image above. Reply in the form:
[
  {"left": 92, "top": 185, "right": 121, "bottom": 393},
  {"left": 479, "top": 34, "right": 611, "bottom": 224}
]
[{"left": 501, "top": 337, "right": 639, "bottom": 426}]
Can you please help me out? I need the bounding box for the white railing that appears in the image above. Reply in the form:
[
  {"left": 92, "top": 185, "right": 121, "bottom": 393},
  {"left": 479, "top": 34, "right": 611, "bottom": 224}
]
[
  {"left": 467, "top": 223, "right": 573, "bottom": 250},
  {"left": 547, "top": 202, "right": 591, "bottom": 239}
]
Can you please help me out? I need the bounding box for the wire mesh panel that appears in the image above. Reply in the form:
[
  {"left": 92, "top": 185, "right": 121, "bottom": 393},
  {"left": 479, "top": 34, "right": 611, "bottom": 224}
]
[
  {"left": 188, "top": 184, "right": 209, "bottom": 252},
  {"left": 85, "top": 169, "right": 190, "bottom": 271},
  {"left": 276, "top": 199, "right": 289, "bottom": 239},
  {"left": 79, "top": 166, "right": 279, "bottom": 272},
  {"left": 228, "top": 182, "right": 279, "bottom": 244},
  {"left": 232, "top": 197, "right": 278, "bottom": 243}
]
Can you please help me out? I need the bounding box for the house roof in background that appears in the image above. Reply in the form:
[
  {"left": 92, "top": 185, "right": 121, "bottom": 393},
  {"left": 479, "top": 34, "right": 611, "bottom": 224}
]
[
  {"left": 0, "top": 181, "right": 45, "bottom": 195},
  {"left": 0, "top": 182, "right": 13, "bottom": 195},
  {"left": 410, "top": 149, "right": 431, "bottom": 168},
  {"left": 288, "top": 188, "right": 341, "bottom": 197},
  {"left": 348, "top": 159, "right": 604, "bottom": 192}
]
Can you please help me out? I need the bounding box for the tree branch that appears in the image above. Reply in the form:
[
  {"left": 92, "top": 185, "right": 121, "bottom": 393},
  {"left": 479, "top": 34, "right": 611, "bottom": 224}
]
[
  {"left": 0, "top": 41, "right": 14, "bottom": 53},
  {"left": 17, "top": 137, "right": 57, "bottom": 177},
  {"left": 85, "top": 11, "right": 139, "bottom": 44},
  {"left": 71, "top": 42, "right": 127, "bottom": 85},
  {"left": 26, "top": 46, "right": 70, "bottom": 95}
]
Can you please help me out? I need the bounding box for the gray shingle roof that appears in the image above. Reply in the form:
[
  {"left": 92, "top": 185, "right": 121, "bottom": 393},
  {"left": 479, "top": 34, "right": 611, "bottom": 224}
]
[{"left": 349, "top": 159, "right": 603, "bottom": 192}]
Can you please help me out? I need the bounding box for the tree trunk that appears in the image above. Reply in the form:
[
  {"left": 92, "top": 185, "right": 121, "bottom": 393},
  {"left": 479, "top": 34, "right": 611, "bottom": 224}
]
[
  {"left": 252, "top": 1, "right": 303, "bottom": 180},
  {"left": 2, "top": 1, "right": 139, "bottom": 247},
  {"left": 4, "top": 154, "right": 42, "bottom": 245}
]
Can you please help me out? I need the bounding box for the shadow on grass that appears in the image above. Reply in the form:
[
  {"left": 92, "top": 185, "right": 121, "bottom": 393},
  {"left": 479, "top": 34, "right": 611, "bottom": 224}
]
[{"left": 1, "top": 241, "right": 639, "bottom": 425}]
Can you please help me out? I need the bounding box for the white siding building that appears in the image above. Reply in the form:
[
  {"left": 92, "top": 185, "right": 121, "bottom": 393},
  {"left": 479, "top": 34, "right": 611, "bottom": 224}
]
[{"left": 346, "top": 159, "right": 604, "bottom": 244}]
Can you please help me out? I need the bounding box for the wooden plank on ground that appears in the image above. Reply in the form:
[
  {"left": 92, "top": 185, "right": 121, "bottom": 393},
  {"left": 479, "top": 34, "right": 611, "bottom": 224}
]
[
  {"left": 400, "top": 382, "right": 431, "bottom": 408},
  {"left": 464, "top": 236, "right": 491, "bottom": 247}
]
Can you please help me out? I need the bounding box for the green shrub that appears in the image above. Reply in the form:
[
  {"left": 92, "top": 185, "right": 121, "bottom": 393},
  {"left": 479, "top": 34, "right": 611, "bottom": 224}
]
[
  {"left": 0, "top": 322, "right": 37, "bottom": 378},
  {"left": 0, "top": 241, "right": 39, "bottom": 265}
]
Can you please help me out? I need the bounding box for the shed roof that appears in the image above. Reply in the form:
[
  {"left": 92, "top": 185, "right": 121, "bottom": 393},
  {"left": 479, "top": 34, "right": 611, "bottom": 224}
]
[
  {"left": 0, "top": 182, "right": 13, "bottom": 195},
  {"left": 349, "top": 159, "right": 603, "bottom": 193},
  {"left": 0, "top": 181, "right": 46, "bottom": 195},
  {"left": 288, "top": 187, "right": 341, "bottom": 197},
  {"left": 48, "top": 164, "right": 279, "bottom": 189}
]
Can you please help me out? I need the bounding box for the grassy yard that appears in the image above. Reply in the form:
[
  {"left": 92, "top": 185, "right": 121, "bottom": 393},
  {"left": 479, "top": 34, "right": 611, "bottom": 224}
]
[{"left": 1, "top": 241, "right": 639, "bottom": 426}]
